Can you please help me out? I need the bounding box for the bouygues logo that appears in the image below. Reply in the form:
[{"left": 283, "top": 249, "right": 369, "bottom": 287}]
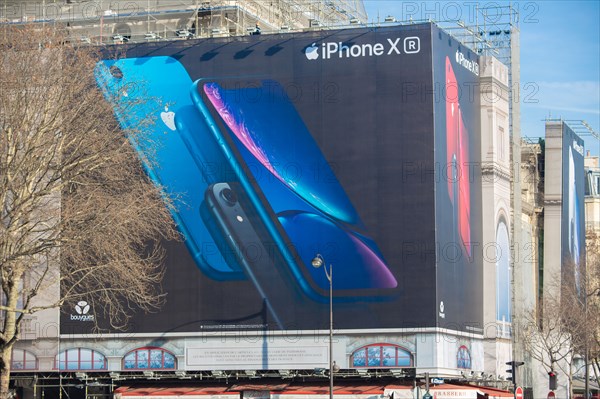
[
  {"left": 71, "top": 300, "right": 95, "bottom": 322},
  {"left": 455, "top": 50, "right": 479, "bottom": 76},
  {"left": 304, "top": 37, "right": 420, "bottom": 61},
  {"left": 439, "top": 301, "right": 446, "bottom": 319}
]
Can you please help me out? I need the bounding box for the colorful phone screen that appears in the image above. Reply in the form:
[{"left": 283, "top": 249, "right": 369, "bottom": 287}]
[
  {"left": 195, "top": 79, "right": 397, "bottom": 297},
  {"left": 445, "top": 57, "right": 471, "bottom": 260}
]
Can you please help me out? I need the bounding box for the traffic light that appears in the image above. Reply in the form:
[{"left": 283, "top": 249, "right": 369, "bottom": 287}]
[
  {"left": 548, "top": 371, "right": 558, "bottom": 390},
  {"left": 506, "top": 360, "right": 525, "bottom": 386}
]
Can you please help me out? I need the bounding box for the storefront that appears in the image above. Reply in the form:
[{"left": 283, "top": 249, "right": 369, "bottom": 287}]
[{"left": 113, "top": 383, "right": 512, "bottom": 399}]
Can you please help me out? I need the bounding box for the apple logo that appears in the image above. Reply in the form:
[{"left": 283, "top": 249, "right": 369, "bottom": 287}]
[
  {"left": 160, "top": 106, "right": 176, "bottom": 131},
  {"left": 305, "top": 43, "right": 319, "bottom": 60}
]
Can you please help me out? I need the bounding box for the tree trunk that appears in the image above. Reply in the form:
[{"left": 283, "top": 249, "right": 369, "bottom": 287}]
[
  {"left": 0, "top": 281, "right": 20, "bottom": 399},
  {"left": 0, "top": 338, "right": 15, "bottom": 399},
  {"left": 568, "top": 373, "right": 573, "bottom": 399}
]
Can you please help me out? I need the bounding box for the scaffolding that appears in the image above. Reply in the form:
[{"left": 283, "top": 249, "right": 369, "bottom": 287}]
[{"left": 0, "top": 0, "right": 367, "bottom": 42}]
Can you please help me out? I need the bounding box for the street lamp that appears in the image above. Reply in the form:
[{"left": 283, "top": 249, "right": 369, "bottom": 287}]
[{"left": 312, "top": 254, "right": 336, "bottom": 399}]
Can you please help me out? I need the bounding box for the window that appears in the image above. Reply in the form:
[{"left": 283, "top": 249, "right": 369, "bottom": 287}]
[
  {"left": 351, "top": 344, "right": 412, "bottom": 368},
  {"left": 498, "top": 125, "right": 505, "bottom": 161},
  {"left": 585, "top": 170, "right": 593, "bottom": 196},
  {"left": 56, "top": 348, "right": 107, "bottom": 370},
  {"left": 496, "top": 219, "right": 511, "bottom": 325},
  {"left": 457, "top": 345, "right": 471, "bottom": 369},
  {"left": 12, "top": 349, "right": 37, "bottom": 370},
  {"left": 122, "top": 347, "right": 176, "bottom": 370}
]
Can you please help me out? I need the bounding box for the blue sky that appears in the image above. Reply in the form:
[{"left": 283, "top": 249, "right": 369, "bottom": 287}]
[{"left": 362, "top": 1, "right": 600, "bottom": 152}]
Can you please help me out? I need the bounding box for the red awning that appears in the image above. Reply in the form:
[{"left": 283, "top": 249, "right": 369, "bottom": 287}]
[
  {"left": 114, "top": 385, "right": 236, "bottom": 397},
  {"left": 228, "top": 383, "right": 290, "bottom": 391},
  {"left": 277, "top": 382, "right": 390, "bottom": 395},
  {"left": 113, "top": 382, "right": 511, "bottom": 398},
  {"left": 115, "top": 382, "right": 391, "bottom": 397}
]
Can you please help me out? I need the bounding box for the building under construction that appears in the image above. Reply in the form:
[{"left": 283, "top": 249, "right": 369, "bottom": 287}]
[{"left": 0, "top": 0, "right": 368, "bottom": 42}]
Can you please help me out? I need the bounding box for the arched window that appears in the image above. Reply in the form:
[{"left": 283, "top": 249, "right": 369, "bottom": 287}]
[
  {"left": 56, "top": 348, "right": 107, "bottom": 370},
  {"left": 122, "top": 347, "right": 176, "bottom": 370},
  {"left": 350, "top": 344, "right": 412, "bottom": 368},
  {"left": 496, "top": 217, "right": 512, "bottom": 324},
  {"left": 457, "top": 345, "right": 471, "bottom": 369},
  {"left": 12, "top": 349, "right": 37, "bottom": 370}
]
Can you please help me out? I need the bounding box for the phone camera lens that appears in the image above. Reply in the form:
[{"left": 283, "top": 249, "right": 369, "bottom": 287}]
[
  {"left": 109, "top": 66, "right": 123, "bottom": 79},
  {"left": 220, "top": 187, "right": 237, "bottom": 206}
]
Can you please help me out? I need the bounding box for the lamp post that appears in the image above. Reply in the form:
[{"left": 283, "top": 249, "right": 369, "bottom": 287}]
[{"left": 312, "top": 254, "right": 334, "bottom": 399}]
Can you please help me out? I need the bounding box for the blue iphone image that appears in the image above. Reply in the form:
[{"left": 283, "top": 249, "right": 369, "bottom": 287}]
[
  {"left": 177, "top": 105, "right": 323, "bottom": 326},
  {"left": 190, "top": 78, "right": 398, "bottom": 301},
  {"left": 94, "top": 56, "right": 244, "bottom": 280}
]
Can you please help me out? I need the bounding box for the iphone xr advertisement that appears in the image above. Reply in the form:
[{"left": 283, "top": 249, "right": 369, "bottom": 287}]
[
  {"left": 433, "top": 28, "right": 483, "bottom": 332},
  {"left": 562, "top": 125, "right": 585, "bottom": 297},
  {"left": 62, "top": 23, "right": 482, "bottom": 334}
]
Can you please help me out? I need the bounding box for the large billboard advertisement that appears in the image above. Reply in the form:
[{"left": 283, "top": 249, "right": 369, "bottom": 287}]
[
  {"left": 61, "top": 23, "right": 482, "bottom": 335},
  {"left": 562, "top": 124, "right": 585, "bottom": 295},
  {"left": 432, "top": 26, "right": 483, "bottom": 333}
]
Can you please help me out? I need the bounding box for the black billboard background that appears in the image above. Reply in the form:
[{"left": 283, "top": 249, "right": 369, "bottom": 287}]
[
  {"left": 62, "top": 24, "right": 482, "bottom": 334},
  {"left": 561, "top": 124, "right": 585, "bottom": 297},
  {"left": 432, "top": 26, "right": 483, "bottom": 332}
]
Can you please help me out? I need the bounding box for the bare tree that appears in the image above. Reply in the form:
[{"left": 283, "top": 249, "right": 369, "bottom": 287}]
[
  {"left": 520, "top": 257, "right": 600, "bottom": 399},
  {"left": 584, "top": 233, "right": 600, "bottom": 394},
  {"left": 0, "top": 26, "right": 176, "bottom": 397},
  {"left": 521, "top": 273, "right": 578, "bottom": 398}
]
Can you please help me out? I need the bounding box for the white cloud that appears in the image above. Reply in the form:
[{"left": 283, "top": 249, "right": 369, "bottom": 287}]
[{"left": 521, "top": 80, "right": 600, "bottom": 116}]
